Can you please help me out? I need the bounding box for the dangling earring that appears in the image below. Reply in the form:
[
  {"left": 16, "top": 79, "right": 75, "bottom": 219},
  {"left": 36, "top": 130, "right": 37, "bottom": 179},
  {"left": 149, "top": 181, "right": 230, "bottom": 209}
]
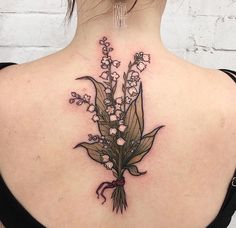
[{"left": 113, "top": 1, "right": 128, "bottom": 29}]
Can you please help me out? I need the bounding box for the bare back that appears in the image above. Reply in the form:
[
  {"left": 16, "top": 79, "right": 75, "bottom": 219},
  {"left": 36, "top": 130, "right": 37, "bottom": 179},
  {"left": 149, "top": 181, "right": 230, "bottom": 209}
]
[{"left": 0, "top": 40, "right": 236, "bottom": 228}]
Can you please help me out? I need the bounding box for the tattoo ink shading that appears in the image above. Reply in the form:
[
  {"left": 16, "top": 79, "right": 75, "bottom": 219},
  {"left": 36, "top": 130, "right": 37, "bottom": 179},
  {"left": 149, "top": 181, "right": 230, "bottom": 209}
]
[{"left": 69, "top": 36, "right": 165, "bottom": 213}]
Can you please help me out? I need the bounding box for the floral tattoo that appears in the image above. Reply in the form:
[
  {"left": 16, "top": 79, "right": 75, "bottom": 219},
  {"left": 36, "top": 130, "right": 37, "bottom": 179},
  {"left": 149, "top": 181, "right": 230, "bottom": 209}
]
[{"left": 69, "top": 36, "right": 165, "bottom": 213}]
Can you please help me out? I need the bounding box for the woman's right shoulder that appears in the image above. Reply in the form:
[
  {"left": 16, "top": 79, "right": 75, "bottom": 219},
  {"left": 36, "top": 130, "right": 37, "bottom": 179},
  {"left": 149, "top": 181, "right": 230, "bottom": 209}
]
[
  {"left": 0, "top": 60, "right": 45, "bottom": 95},
  {"left": 0, "top": 62, "right": 36, "bottom": 137},
  {"left": 0, "top": 62, "right": 25, "bottom": 84}
]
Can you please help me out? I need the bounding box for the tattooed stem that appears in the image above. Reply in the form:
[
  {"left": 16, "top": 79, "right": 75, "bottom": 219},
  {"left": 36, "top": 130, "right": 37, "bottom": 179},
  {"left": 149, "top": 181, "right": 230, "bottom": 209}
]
[
  {"left": 118, "top": 151, "right": 122, "bottom": 178},
  {"left": 123, "top": 72, "right": 127, "bottom": 112},
  {"left": 123, "top": 61, "right": 136, "bottom": 112},
  {"left": 108, "top": 64, "right": 115, "bottom": 107}
]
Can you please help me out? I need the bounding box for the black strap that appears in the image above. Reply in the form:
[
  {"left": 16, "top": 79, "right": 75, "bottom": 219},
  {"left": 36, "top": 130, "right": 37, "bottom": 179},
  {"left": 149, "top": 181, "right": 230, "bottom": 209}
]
[
  {"left": 0, "top": 175, "right": 46, "bottom": 228},
  {"left": 207, "top": 169, "right": 236, "bottom": 228},
  {"left": 0, "top": 62, "right": 17, "bottom": 70},
  {"left": 207, "top": 69, "right": 236, "bottom": 227},
  {"left": 219, "top": 69, "right": 236, "bottom": 83}
]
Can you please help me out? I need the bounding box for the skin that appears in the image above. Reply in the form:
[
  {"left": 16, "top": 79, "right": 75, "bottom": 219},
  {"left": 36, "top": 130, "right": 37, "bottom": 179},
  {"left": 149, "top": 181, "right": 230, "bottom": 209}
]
[{"left": 0, "top": 0, "right": 235, "bottom": 227}]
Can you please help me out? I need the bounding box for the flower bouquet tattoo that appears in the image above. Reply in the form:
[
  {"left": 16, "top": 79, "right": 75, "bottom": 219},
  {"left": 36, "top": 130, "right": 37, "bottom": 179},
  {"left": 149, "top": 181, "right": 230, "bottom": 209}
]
[{"left": 69, "top": 37, "right": 165, "bottom": 213}]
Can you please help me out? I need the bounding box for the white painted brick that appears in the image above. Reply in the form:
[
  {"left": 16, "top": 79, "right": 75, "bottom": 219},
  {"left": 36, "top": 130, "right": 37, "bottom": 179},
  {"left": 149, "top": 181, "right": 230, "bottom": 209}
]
[
  {"left": 229, "top": 215, "right": 236, "bottom": 228},
  {"left": 161, "top": 16, "right": 194, "bottom": 50},
  {"left": 214, "top": 16, "right": 236, "bottom": 50},
  {"left": 186, "top": 49, "right": 236, "bottom": 69},
  {"left": 188, "top": 16, "right": 218, "bottom": 48},
  {"left": 163, "top": 0, "right": 190, "bottom": 17},
  {"left": 0, "top": 0, "right": 67, "bottom": 13},
  {"left": 189, "top": 0, "right": 236, "bottom": 16},
  {"left": 0, "top": 14, "right": 76, "bottom": 47}
]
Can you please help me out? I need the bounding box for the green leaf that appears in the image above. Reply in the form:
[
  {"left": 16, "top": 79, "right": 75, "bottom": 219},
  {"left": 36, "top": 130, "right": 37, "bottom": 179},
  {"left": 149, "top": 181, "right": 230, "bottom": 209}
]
[
  {"left": 74, "top": 142, "right": 104, "bottom": 163},
  {"left": 124, "top": 99, "right": 141, "bottom": 148},
  {"left": 123, "top": 86, "right": 144, "bottom": 153},
  {"left": 76, "top": 76, "right": 109, "bottom": 136},
  {"left": 127, "top": 165, "right": 147, "bottom": 176},
  {"left": 128, "top": 125, "right": 165, "bottom": 165},
  {"left": 135, "top": 84, "right": 144, "bottom": 134},
  {"left": 98, "top": 123, "right": 110, "bottom": 137}
]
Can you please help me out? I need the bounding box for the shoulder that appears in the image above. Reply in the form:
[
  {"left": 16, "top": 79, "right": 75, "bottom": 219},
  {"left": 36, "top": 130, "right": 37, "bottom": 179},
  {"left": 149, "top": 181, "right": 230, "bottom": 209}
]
[
  {"left": 199, "top": 68, "right": 236, "bottom": 156},
  {"left": 169, "top": 56, "right": 236, "bottom": 149},
  {"left": 0, "top": 61, "right": 41, "bottom": 98},
  {"left": 206, "top": 68, "right": 236, "bottom": 113},
  {"left": 175, "top": 61, "right": 236, "bottom": 165},
  {"left": 0, "top": 62, "right": 23, "bottom": 87},
  {"left": 0, "top": 62, "right": 33, "bottom": 169},
  {"left": 0, "top": 63, "right": 27, "bottom": 109},
  {"left": 193, "top": 67, "right": 236, "bottom": 128}
]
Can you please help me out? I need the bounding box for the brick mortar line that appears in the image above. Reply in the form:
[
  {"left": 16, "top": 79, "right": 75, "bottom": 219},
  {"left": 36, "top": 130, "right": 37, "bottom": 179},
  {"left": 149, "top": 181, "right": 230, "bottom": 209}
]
[
  {"left": 0, "top": 11, "right": 65, "bottom": 15},
  {"left": 0, "top": 45, "right": 60, "bottom": 49}
]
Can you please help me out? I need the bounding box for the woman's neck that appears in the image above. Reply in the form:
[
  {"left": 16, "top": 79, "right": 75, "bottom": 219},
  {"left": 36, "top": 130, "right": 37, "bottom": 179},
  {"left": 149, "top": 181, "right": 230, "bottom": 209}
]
[{"left": 64, "top": 1, "right": 167, "bottom": 59}]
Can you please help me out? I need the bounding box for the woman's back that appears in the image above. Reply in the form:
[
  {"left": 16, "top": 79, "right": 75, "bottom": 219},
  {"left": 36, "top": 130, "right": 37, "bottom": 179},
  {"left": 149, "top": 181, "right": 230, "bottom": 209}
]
[
  {"left": 0, "top": 38, "right": 235, "bottom": 227},
  {"left": 0, "top": 0, "right": 236, "bottom": 227}
]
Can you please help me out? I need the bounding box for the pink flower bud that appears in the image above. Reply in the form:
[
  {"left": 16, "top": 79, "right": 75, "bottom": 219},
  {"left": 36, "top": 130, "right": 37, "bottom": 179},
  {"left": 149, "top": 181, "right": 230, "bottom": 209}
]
[
  {"left": 105, "top": 161, "right": 113, "bottom": 170},
  {"left": 105, "top": 88, "right": 112, "bottom": 94},
  {"left": 69, "top": 98, "right": 75, "bottom": 104},
  {"left": 100, "top": 71, "right": 109, "bottom": 80},
  {"left": 109, "top": 128, "right": 117, "bottom": 135},
  {"left": 125, "top": 96, "right": 132, "bottom": 104},
  {"left": 116, "top": 97, "right": 123, "bottom": 104},
  {"left": 87, "top": 104, "right": 95, "bottom": 112},
  {"left": 83, "top": 94, "right": 91, "bottom": 103},
  {"left": 71, "top": 92, "right": 77, "bottom": 97},
  {"left": 104, "top": 99, "right": 111, "bottom": 104},
  {"left": 131, "top": 71, "right": 139, "bottom": 77},
  {"left": 112, "top": 60, "right": 120, "bottom": 68},
  {"left": 115, "top": 104, "right": 121, "bottom": 110},
  {"left": 115, "top": 110, "right": 122, "bottom": 118},
  {"left": 92, "top": 114, "right": 99, "bottom": 122},
  {"left": 106, "top": 106, "right": 115, "bottom": 115},
  {"left": 111, "top": 72, "right": 120, "bottom": 81},
  {"left": 128, "top": 87, "right": 138, "bottom": 97},
  {"left": 118, "top": 125, "right": 126, "bottom": 132},
  {"left": 110, "top": 115, "right": 118, "bottom": 121},
  {"left": 137, "top": 62, "right": 146, "bottom": 72},
  {"left": 102, "top": 155, "right": 110, "bottom": 162},
  {"left": 142, "top": 54, "right": 151, "bottom": 63},
  {"left": 117, "top": 138, "right": 126, "bottom": 146},
  {"left": 119, "top": 120, "right": 124, "bottom": 125}
]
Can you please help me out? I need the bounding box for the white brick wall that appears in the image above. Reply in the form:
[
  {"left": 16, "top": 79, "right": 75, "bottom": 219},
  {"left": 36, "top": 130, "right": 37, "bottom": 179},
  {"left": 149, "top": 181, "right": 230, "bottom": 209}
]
[
  {"left": 0, "top": 0, "right": 76, "bottom": 63},
  {"left": 0, "top": 0, "right": 235, "bottom": 227}
]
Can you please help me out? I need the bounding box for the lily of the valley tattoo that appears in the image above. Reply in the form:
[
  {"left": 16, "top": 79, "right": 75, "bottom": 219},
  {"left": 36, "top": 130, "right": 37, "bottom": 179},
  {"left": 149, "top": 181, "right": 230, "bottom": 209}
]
[{"left": 69, "top": 36, "right": 165, "bottom": 213}]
